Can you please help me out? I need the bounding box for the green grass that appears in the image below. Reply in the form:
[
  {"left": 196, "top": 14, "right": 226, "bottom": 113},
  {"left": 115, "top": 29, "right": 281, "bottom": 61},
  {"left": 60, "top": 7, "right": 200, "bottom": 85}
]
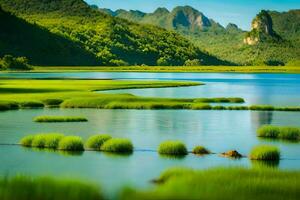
[
  {"left": 257, "top": 125, "right": 300, "bottom": 140},
  {"left": 33, "top": 66, "right": 300, "bottom": 73},
  {"left": 122, "top": 167, "right": 300, "bottom": 200},
  {"left": 192, "top": 146, "right": 210, "bottom": 155},
  {"left": 33, "top": 116, "right": 88, "bottom": 123},
  {"left": 42, "top": 99, "right": 64, "bottom": 107},
  {"left": 19, "top": 101, "right": 44, "bottom": 108},
  {"left": 85, "top": 134, "right": 112, "bottom": 150},
  {"left": 0, "top": 175, "right": 103, "bottom": 200},
  {"left": 100, "top": 138, "right": 133, "bottom": 154},
  {"left": 58, "top": 136, "right": 84, "bottom": 151},
  {"left": 0, "top": 101, "right": 19, "bottom": 111},
  {"left": 250, "top": 145, "right": 280, "bottom": 160},
  {"left": 21, "top": 133, "right": 65, "bottom": 149},
  {"left": 158, "top": 141, "right": 188, "bottom": 156}
]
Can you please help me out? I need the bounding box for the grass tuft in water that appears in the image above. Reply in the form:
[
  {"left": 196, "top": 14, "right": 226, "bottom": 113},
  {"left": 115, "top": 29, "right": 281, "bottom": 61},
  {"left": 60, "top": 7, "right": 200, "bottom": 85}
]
[
  {"left": 0, "top": 175, "right": 103, "bottom": 200},
  {"left": 250, "top": 145, "right": 280, "bottom": 160},
  {"left": 86, "top": 134, "right": 112, "bottom": 150},
  {"left": 192, "top": 146, "right": 210, "bottom": 155},
  {"left": 257, "top": 125, "right": 300, "bottom": 140},
  {"left": 100, "top": 138, "right": 133, "bottom": 153},
  {"left": 34, "top": 116, "right": 88, "bottom": 123},
  {"left": 19, "top": 101, "right": 44, "bottom": 108},
  {"left": 0, "top": 101, "right": 19, "bottom": 111},
  {"left": 158, "top": 141, "right": 188, "bottom": 156},
  {"left": 58, "top": 136, "right": 84, "bottom": 151},
  {"left": 20, "top": 135, "right": 35, "bottom": 147}
]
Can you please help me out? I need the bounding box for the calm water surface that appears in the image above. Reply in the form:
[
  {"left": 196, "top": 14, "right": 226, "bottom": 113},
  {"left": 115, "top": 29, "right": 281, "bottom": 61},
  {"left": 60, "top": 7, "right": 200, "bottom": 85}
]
[
  {"left": 1, "top": 72, "right": 300, "bottom": 106},
  {"left": 0, "top": 72, "right": 300, "bottom": 197}
]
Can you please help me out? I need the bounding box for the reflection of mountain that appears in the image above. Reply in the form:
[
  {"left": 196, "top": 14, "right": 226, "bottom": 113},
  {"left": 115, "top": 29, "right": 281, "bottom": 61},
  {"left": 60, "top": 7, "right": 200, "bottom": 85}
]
[{"left": 251, "top": 111, "right": 273, "bottom": 127}]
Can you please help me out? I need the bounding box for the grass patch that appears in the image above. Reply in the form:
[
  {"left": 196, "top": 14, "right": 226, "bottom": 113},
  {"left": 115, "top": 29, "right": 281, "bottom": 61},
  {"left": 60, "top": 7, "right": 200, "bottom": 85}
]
[
  {"left": 257, "top": 125, "right": 300, "bottom": 140},
  {"left": 158, "top": 141, "right": 188, "bottom": 156},
  {"left": 0, "top": 175, "right": 103, "bottom": 200},
  {"left": 100, "top": 138, "right": 133, "bottom": 154},
  {"left": 58, "top": 136, "right": 84, "bottom": 151},
  {"left": 42, "top": 99, "right": 64, "bottom": 107},
  {"left": 122, "top": 167, "right": 300, "bottom": 200},
  {"left": 194, "top": 97, "right": 244, "bottom": 103},
  {"left": 250, "top": 145, "right": 280, "bottom": 161},
  {"left": 21, "top": 133, "right": 65, "bottom": 149},
  {"left": 19, "top": 101, "right": 44, "bottom": 108},
  {"left": 86, "top": 134, "right": 112, "bottom": 150},
  {"left": 33, "top": 116, "right": 88, "bottom": 123},
  {"left": 192, "top": 146, "right": 210, "bottom": 155},
  {"left": 0, "top": 101, "right": 19, "bottom": 111}
]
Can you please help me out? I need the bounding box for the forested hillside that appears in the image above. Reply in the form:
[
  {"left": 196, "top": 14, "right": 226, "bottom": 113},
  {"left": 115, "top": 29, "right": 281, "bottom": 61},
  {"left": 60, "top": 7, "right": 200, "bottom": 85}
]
[
  {"left": 0, "top": 0, "right": 228, "bottom": 66},
  {"left": 104, "top": 6, "right": 300, "bottom": 66}
]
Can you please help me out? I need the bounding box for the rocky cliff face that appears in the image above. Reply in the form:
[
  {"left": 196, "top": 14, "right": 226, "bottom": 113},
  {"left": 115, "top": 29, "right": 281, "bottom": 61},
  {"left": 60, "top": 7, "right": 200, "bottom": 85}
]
[{"left": 244, "top": 10, "right": 280, "bottom": 45}]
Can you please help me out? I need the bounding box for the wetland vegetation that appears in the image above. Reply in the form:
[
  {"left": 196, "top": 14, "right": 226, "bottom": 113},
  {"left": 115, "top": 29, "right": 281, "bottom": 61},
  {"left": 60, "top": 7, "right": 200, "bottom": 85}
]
[
  {"left": 33, "top": 116, "right": 88, "bottom": 123},
  {"left": 257, "top": 125, "right": 300, "bottom": 141}
]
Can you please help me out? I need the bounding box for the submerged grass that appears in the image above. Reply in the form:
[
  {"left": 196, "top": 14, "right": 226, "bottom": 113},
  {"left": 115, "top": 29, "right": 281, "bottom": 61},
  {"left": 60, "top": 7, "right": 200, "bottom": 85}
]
[
  {"left": 250, "top": 145, "right": 280, "bottom": 161},
  {"left": 158, "top": 141, "right": 188, "bottom": 156},
  {"left": 0, "top": 175, "right": 103, "bottom": 200},
  {"left": 86, "top": 134, "right": 112, "bottom": 150},
  {"left": 122, "top": 167, "right": 300, "bottom": 200},
  {"left": 100, "top": 138, "right": 133, "bottom": 154},
  {"left": 257, "top": 125, "right": 300, "bottom": 140},
  {"left": 34, "top": 116, "right": 88, "bottom": 123}
]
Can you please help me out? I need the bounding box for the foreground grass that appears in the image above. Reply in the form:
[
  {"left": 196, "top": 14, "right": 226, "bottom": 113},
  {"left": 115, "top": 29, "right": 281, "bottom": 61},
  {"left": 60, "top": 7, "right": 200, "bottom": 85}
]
[
  {"left": 32, "top": 66, "right": 300, "bottom": 73},
  {"left": 122, "top": 167, "right": 300, "bottom": 200},
  {"left": 257, "top": 125, "right": 300, "bottom": 141},
  {"left": 0, "top": 176, "right": 103, "bottom": 200},
  {"left": 34, "top": 116, "right": 88, "bottom": 123}
]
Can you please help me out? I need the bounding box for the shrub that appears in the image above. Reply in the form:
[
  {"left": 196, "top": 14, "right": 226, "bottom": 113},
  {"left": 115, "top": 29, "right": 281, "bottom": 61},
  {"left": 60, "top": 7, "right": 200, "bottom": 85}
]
[
  {"left": 86, "top": 134, "right": 112, "bottom": 149},
  {"left": 58, "top": 136, "right": 84, "bottom": 151},
  {"left": 0, "top": 55, "right": 32, "bottom": 70},
  {"left": 20, "top": 135, "right": 34, "bottom": 147},
  {"left": 257, "top": 125, "right": 300, "bottom": 140},
  {"left": 34, "top": 116, "right": 88, "bottom": 123},
  {"left": 0, "top": 176, "right": 103, "bottom": 200},
  {"left": 100, "top": 138, "right": 133, "bottom": 153},
  {"left": 19, "top": 101, "right": 44, "bottom": 108},
  {"left": 250, "top": 145, "right": 280, "bottom": 160},
  {"left": 158, "top": 141, "right": 188, "bottom": 156},
  {"left": 192, "top": 146, "right": 210, "bottom": 155}
]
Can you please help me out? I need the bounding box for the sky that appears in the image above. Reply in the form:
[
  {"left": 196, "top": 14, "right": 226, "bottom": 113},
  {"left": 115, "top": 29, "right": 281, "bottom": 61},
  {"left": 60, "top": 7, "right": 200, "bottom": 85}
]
[{"left": 85, "top": 0, "right": 300, "bottom": 30}]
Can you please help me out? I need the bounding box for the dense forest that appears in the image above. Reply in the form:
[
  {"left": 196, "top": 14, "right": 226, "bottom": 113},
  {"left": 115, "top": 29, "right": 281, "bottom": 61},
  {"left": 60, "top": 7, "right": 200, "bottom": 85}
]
[
  {"left": 104, "top": 6, "right": 300, "bottom": 66},
  {"left": 0, "top": 0, "right": 228, "bottom": 66}
]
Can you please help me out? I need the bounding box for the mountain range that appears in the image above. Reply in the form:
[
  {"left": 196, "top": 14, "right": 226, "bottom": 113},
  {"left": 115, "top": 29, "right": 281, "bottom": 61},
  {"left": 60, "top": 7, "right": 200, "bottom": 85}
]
[
  {"left": 0, "top": 0, "right": 299, "bottom": 66},
  {"left": 101, "top": 6, "right": 300, "bottom": 66}
]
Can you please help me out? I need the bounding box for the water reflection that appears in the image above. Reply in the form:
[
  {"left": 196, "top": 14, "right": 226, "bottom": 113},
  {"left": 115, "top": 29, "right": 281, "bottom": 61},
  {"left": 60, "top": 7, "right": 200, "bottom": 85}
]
[{"left": 251, "top": 160, "right": 280, "bottom": 169}]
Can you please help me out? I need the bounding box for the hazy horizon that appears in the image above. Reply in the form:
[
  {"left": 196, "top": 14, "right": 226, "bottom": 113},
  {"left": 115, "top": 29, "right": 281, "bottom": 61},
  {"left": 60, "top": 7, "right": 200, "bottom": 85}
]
[{"left": 85, "top": 0, "right": 300, "bottom": 30}]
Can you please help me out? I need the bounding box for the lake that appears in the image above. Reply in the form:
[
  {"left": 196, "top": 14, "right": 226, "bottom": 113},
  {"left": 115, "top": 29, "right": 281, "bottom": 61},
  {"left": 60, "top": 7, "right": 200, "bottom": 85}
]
[{"left": 0, "top": 72, "right": 300, "bottom": 197}]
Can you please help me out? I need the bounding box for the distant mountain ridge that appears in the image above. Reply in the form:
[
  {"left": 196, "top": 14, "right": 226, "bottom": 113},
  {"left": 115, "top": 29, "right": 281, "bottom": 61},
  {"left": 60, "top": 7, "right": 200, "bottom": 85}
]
[{"left": 101, "top": 6, "right": 300, "bottom": 65}]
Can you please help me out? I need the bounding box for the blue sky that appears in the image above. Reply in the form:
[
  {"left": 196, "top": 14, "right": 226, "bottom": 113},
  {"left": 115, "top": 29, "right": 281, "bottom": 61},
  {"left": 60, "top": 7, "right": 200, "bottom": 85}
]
[{"left": 85, "top": 0, "right": 300, "bottom": 30}]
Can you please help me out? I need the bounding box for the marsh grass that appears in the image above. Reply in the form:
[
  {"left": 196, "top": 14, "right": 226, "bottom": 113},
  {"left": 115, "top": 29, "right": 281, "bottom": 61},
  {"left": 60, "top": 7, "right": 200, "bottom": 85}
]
[
  {"left": 86, "top": 134, "right": 112, "bottom": 150},
  {"left": 42, "top": 99, "right": 64, "bottom": 107},
  {"left": 34, "top": 116, "right": 88, "bottom": 123},
  {"left": 0, "top": 101, "right": 19, "bottom": 111},
  {"left": 257, "top": 125, "right": 300, "bottom": 140},
  {"left": 250, "top": 145, "right": 280, "bottom": 160},
  {"left": 20, "top": 135, "right": 34, "bottom": 147},
  {"left": 190, "top": 104, "right": 212, "bottom": 110},
  {"left": 158, "top": 141, "right": 188, "bottom": 156},
  {"left": 58, "top": 136, "right": 84, "bottom": 151},
  {"left": 0, "top": 176, "right": 103, "bottom": 200},
  {"left": 23, "top": 133, "right": 65, "bottom": 149},
  {"left": 100, "top": 138, "right": 133, "bottom": 153},
  {"left": 19, "top": 101, "right": 44, "bottom": 108},
  {"left": 122, "top": 167, "right": 300, "bottom": 200},
  {"left": 192, "top": 146, "right": 210, "bottom": 155}
]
